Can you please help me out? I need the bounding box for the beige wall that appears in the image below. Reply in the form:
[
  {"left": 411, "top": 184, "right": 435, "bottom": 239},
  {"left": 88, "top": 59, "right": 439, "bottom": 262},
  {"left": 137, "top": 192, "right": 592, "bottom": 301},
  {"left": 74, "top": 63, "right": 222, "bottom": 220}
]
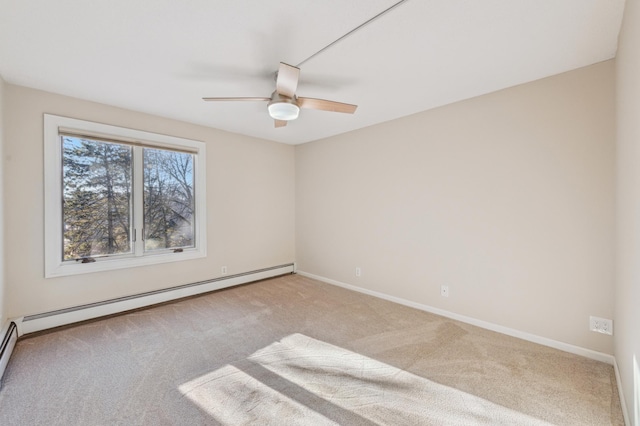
[
  {"left": 296, "top": 61, "right": 616, "bottom": 354},
  {"left": 0, "top": 75, "right": 5, "bottom": 324},
  {"left": 3, "top": 84, "right": 295, "bottom": 318},
  {"left": 616, "top": 0, "right": 640, "bottom": 422}
]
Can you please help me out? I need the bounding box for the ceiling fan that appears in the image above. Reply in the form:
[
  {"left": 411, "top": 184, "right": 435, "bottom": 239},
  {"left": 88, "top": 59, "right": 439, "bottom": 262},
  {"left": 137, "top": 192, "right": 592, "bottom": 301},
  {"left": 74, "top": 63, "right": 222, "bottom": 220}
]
[{"left": 203, "top": 62, "right": 358, "bottom": 128}]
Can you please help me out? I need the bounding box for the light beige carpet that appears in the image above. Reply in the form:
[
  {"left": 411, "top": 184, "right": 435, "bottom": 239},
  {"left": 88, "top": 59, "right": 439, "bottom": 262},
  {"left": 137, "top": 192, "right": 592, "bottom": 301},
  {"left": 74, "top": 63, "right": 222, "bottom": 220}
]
[{"left": 0, "top": 274, "right": 624, "bottom": 425}]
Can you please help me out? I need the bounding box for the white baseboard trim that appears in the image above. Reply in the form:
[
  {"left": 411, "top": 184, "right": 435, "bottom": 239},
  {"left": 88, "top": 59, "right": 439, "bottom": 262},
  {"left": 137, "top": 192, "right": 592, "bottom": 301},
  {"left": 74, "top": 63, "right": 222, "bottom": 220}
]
[
  {"left": 297, "top": 270, "right": 615, "bottom": 365},
  {"left": 613, "top": 357, "right": 631, "bottom": 426},
  {"left": 15, "top": 264, "right": 295, "bottom": 336}
]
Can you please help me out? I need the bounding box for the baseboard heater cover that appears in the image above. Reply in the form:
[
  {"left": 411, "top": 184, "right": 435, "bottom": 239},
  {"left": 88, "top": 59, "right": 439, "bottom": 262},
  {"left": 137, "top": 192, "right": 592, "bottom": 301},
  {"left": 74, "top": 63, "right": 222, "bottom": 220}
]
[
  {"left": 0, "top": 321, "right": 18, "bottom": 385},
  {"left": 18, "top": 263, "right": 295, "bottom": 335}
]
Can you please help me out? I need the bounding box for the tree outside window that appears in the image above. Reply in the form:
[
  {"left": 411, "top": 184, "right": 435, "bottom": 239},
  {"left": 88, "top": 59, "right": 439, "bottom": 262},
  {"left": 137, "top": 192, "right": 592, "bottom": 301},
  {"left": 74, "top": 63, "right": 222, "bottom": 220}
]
[{"left": 62, "top": 137, "right": 195, "bottom": 261}]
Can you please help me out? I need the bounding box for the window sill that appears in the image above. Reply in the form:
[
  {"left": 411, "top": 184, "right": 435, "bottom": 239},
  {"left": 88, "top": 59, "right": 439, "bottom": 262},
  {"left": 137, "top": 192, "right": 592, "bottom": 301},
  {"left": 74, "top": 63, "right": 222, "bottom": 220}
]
[{"left": 45, "top": 248, "right": 206, "bottom": 278}]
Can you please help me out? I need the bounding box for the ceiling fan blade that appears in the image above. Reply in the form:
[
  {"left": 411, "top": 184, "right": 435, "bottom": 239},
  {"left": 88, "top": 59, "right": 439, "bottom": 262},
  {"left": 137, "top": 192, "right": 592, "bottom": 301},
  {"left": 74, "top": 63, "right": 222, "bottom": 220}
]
[
  {"left": 297, "top": 97, "right": 358, "bottom": 114},
  {"left": 274, "top": 119, "right": 288, "bottom": 128},
  {"left": 202, "top": 97, "right": 270, "bottom": 102},
  {"left": 276, "top": 63, "right": 300, "bottom": 98}
]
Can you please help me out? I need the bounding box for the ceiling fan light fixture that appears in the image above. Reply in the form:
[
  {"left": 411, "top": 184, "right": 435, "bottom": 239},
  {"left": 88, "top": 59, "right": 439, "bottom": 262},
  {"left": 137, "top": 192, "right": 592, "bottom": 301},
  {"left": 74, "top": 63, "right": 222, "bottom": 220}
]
[
  {"left": 204, "top": 64, "right": 357, "bottom": 126},
  {"left": 268, "top": 100, "right": 300, "bottom": 121}
]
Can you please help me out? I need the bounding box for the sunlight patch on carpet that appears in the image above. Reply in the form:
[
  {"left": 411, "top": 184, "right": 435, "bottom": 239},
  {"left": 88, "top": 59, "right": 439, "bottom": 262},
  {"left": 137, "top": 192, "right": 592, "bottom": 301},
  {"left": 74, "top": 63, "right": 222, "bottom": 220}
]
[
  {"left": 180, "top": 333, "right": 553, "bottom": 425},
  {"left": 179, "top": 364, "right": 337, "bottom": 425}
]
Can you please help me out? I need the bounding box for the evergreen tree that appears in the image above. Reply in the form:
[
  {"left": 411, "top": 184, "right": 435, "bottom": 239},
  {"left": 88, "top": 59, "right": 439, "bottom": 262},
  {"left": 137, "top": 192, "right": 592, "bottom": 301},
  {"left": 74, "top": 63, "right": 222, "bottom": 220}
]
[
  {"left": 62, "top": 137, "right": 195, "bottom": 260},
  {"left": 62, "top": 137, "right": 132, "bottom": 260}
]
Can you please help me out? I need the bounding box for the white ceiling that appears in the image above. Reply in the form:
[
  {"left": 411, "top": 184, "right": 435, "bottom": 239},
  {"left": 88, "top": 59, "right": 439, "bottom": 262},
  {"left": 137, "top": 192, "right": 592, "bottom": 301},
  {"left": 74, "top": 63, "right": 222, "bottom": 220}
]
[{"left": 0, "top": 0, "right": 626, "bottom": 145}]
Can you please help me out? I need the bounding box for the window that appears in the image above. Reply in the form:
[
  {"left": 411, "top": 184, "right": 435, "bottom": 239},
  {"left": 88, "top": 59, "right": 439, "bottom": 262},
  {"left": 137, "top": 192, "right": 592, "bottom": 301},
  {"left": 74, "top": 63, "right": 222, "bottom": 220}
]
[{"left": 45, "top": 115, "right": 206, "bottom": 278}]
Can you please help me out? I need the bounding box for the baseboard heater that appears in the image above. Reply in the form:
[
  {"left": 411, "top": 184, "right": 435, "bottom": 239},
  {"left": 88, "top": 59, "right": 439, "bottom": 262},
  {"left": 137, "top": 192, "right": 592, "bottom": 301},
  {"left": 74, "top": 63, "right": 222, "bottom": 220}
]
[
  {"left": 0, "top": 321, "right": 18, "bottom": 385},
  {"left": 16, "top": 263, "right": 295, "bottom": 336}
]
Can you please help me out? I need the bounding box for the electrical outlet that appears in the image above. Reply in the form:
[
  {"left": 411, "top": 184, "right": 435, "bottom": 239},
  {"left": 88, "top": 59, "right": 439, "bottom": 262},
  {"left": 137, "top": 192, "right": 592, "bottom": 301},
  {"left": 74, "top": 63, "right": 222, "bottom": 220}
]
[
  {"left": 441, "top": 285, "right": 449, "bottom": 298},
  {"left": 355, "top": 267, "right": 362, "bottom": 277},
  {"left": 589, "top": 316, "right": 613, "bottom": 335},
  {"left": 221, "top": 266, "right": 227, "bottom": 275}
]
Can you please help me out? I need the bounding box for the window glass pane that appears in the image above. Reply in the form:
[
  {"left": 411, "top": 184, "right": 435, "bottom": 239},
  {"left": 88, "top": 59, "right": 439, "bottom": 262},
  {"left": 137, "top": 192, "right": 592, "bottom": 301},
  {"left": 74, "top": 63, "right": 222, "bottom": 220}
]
[
  {"left": 143, "top": 148, "right": 195, "bottom": 251},
  {"left": 62, "top": 137, "right": 133, "bottom": 260}
]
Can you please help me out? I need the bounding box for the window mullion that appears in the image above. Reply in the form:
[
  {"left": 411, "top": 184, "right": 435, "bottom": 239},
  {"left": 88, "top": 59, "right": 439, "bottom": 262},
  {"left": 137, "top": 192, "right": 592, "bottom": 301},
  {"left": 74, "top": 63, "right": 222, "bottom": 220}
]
[{"left": 132, "top": 146, "right": 145, "bottom": 256}]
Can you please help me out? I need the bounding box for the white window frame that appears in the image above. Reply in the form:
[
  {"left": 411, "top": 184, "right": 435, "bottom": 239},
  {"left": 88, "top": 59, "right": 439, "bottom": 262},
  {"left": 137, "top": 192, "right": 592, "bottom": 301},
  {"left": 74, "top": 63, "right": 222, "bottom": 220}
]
[{"left": 44, "top": 114, "right": 207, "bottom": 278}]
